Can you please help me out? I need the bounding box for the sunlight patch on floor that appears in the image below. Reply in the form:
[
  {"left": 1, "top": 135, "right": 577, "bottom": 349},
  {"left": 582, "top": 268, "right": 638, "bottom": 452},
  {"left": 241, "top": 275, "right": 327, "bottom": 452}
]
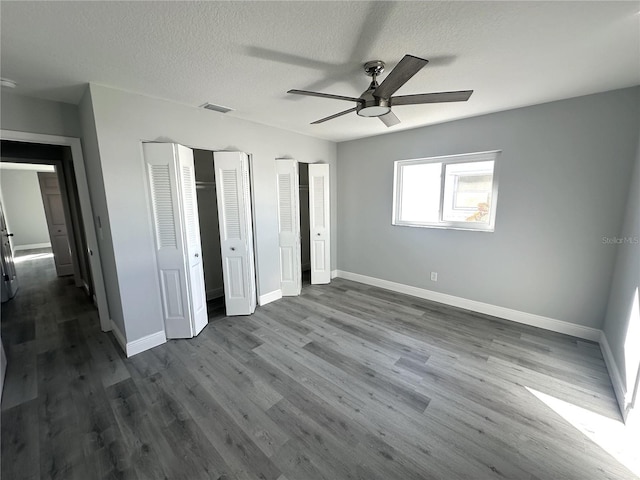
[
  {"left": 14, "top": 252, "right": 54, "bottom": 264},
  {"left": 526, "top": 387, "right": 640, "bottom": 477}
]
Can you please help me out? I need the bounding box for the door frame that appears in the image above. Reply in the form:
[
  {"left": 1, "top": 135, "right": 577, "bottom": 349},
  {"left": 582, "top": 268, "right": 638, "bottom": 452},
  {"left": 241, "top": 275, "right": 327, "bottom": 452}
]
[{"left": 0, "top": 129, "right": 110, "bottom": 332}]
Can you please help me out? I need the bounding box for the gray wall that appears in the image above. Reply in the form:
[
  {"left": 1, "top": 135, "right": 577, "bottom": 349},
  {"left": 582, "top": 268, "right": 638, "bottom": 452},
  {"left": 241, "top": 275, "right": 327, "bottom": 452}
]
[
  {"left": 603, "top": 132, "right": 640, "bottom": 400},
  {"left": 0, "top": 169, "right": 50, "bottom": 248},
  {"left": 78, "top": 87, "right": 124, "bottom": 335},
  {"left": 337, "top": 87, "right": 640, "bottom": 329},
  {"left": 85, "top": 84, "right": 337, "bottom": 342},
  {"left": 1, "top": 92, "right": 82, "bottom": 137}
]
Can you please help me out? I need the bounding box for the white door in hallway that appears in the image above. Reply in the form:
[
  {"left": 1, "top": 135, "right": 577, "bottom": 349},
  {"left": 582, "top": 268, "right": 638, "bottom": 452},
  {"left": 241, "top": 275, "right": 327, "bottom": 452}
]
[
  {"left": 144, "top": 143, "right": 207, "bottom": 339},
  {"left": 214, "top": 151, "right": 257, "bottom": 316},
  {"left": 38, "top": 172, "right": 73, "bottom": 276},
  {"left": 276, "top": 158, "right": 301, "bottom": 296},
  {"left": 0, "top": 198, "right": 18, "bottom": 302},
  {"left": 309, "top": 164, "right": 331, "bottom": 284}
]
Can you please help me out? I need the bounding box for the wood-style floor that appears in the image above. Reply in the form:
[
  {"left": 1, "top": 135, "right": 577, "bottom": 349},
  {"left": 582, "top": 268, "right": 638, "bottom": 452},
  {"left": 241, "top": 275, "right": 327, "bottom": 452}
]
[{"left": 1, "top": 249, "right": 635, "bottom": 479}]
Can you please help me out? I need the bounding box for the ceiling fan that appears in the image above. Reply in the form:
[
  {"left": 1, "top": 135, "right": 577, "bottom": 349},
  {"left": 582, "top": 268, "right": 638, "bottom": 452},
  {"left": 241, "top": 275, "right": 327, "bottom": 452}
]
[{"left": 288, "top": 54, "right": 473, "bottom": 127}]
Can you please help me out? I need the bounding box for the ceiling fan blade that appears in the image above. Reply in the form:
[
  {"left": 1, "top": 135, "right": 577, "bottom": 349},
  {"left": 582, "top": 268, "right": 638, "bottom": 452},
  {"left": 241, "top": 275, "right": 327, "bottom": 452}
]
[
  {"left": 311, "top": 107, "right": 358, "bottom": 124},
  {"left": 379, "top": 111, "right": 400, "bottom": 127},
  {"left": 373, "top": 54, "right": 429, "bottom": 99},
  {"left": 288, "top": 89, "right": 360, "bottom": 103},
  {"left": 391, "top": 90, "right": 473, "bottom": 106}
]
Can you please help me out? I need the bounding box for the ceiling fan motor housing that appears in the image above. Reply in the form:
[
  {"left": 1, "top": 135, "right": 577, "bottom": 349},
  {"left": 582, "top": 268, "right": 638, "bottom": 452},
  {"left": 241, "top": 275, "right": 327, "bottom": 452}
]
[
  {"left": 357, "top": 60, "right": 391, "bottom": 117},
  {"left": 356, "top": 91, "right": 391, "bottom": 117}
]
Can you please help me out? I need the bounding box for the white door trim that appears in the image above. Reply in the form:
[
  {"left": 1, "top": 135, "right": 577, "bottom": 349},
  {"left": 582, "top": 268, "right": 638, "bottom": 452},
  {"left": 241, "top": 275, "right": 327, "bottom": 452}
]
[{"left": 0, "top": 129, "right": 111, "bottom": 332}]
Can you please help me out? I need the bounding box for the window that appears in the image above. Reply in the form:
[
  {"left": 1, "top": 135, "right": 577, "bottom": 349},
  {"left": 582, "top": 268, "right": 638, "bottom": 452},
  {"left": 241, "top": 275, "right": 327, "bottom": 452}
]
[{"left": 392, "top": 151, "right": 500, "bottom": 231}]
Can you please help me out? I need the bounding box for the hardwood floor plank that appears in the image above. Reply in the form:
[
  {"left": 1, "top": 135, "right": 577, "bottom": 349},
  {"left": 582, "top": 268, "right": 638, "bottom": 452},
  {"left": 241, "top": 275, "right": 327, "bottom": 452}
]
[
  {"left": 1, "top": 399, "right": 40, "bottom": 479},
  {"left": 266, "top": 398, "right": 387, "bottom": 480},
  {"left": 168, "top": 338, "right": 291, "bottom": 459},
  {"left": 303, "top": 340, "right": 431, "bottom": 413},
  {"left": 1, "top": 340, "right": 38, "bottom": 410}
]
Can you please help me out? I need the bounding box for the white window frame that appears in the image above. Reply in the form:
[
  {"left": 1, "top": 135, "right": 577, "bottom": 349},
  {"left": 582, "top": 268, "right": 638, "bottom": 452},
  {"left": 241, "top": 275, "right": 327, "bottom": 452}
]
[{"left": 392, "top": 150, "right": 501, "bottom": 232}]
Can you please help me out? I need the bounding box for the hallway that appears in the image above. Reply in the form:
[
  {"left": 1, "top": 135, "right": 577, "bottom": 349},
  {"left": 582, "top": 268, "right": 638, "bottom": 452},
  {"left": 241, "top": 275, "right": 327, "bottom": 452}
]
[{"left": 1, "top": 248, "right": 120, "bottom": 478}]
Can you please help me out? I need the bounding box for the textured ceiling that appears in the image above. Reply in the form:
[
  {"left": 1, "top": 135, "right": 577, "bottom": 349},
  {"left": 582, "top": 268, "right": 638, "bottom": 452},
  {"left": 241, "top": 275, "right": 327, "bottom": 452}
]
[{"left": 1, "top": 1, "right": 638, "bottom": 142}]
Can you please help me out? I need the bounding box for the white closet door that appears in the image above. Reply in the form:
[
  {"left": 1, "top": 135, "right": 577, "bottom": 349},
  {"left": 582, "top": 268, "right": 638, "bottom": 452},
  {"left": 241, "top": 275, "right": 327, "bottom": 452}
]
[
  {"left": 144, "top": 143, "right": 207, "bottom": 338},
  {"left": 176, "top": 145, "right": 208, "bottom": 335},
  {"left": 308, "top": 163, "right": 331, "bottom": 284},
  {"left": 276, "top": 159, "right": 301, "bottom": 296},
  {"left": 214, "top": 151, "right": 257, "bottom": 316}
]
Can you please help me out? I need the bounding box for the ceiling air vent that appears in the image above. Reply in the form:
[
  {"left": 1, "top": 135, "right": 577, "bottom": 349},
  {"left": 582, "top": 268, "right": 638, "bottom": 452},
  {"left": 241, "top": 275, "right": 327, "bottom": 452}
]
[{"left": 200, "top": 102, "right": 233, "bottom": 114}]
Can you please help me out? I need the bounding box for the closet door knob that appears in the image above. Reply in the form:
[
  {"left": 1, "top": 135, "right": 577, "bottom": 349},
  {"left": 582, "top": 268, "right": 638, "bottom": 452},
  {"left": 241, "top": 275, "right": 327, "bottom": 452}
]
[
  {"left": 195, "top": 253, "right": 199, "bottom": 258},
  {"left": 230, "top": 247, "right": 235, "bottom": 251}
]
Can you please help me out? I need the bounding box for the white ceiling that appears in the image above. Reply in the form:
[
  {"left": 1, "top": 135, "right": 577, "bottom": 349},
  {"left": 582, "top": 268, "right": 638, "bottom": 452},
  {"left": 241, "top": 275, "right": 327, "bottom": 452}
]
[{"left": 1, "top": 1, "right": 638, "bottom": 142}]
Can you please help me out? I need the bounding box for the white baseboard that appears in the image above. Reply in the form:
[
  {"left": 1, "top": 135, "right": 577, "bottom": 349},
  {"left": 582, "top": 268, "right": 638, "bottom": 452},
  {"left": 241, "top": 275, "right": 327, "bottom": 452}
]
[
  {"left": 599, "top": 331, "right": 628, "bottom": 419},
  {"left": 109, "top": 319, "right": 166, "bottom": 357},
  {"left": 331, "top": 269, "right": 339, "bottom": 279},
  {"left": 259, "top": 289, "right": 282, "bottom": 306},
  {"left": 335, "top": 270, "right": 601, "bottom": 342},
  {"left": 13, "top": 242, "right": 51, "bottom": 251},
  {"left": 126, "top": 330, "right": 167, "bottom": 357}
]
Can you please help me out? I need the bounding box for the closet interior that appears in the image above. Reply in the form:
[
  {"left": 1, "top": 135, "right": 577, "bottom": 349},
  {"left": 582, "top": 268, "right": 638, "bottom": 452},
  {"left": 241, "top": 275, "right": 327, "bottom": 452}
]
[
  {"left": 193, "top": 149, "right": 224, "bottom": 307},
  {"left": 299, "top": 162, "right": 311, "bottom": 275}
]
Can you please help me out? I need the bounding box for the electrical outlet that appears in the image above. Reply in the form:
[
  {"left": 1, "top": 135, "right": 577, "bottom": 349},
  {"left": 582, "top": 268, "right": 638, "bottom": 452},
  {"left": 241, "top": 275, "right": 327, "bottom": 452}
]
[{"left": 430, "top": 272, "right": 438, "bottom": 282}]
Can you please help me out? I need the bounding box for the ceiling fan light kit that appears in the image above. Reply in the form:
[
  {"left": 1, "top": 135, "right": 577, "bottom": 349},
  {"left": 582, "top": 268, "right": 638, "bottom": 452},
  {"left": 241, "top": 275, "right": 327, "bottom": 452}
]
[{"left": 288, "top": 54, "right": 473, "bottom": 127}]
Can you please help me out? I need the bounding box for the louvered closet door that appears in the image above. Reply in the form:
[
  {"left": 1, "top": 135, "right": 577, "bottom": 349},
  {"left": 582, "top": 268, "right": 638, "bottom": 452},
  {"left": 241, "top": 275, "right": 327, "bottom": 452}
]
[
  {"left": 176, "top": 145, "right": 208, "bottom": 335},
  {"left": 276, "top": 159, "right": 301, "bottom": 296},
  {"left": 309, "top": 163, "right": 331, "bottom": 284},
  {"left": 144, "top": 143, "right": 206, "bottom": 338},
  {"left": 214, "top": 151, "right": 257, "bottom": 316}
]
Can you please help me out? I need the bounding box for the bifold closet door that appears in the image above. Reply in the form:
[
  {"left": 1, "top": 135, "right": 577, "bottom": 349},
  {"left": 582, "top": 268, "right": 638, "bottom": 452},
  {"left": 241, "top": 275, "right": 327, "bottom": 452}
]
[
  {"left": 213, "top": 151, "right": 257, "bottom": 316},
  {"left": 276, "top": 158, "right": 302, "bottom": 296},
  {"left": 308, "top": 163, "right": 331, "bottom": 284},
  {"left": 144, "top": 143, "right": 207, "bottom": 338}
]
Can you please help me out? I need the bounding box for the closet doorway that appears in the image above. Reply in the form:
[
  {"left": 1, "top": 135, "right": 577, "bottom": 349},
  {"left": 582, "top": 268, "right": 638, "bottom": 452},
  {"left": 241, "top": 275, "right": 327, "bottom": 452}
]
[
  {"left": 143, "top": 143, "right": 258, "bottom": 339},
  {"left": 193, "top": 149, "right": 225, "bottom": 315},
  {"left": 299, "top": 163, "right": 311, "bottom": 280},
  {"left": 276, "top": 159, "right": 331, "bottom": 296}
]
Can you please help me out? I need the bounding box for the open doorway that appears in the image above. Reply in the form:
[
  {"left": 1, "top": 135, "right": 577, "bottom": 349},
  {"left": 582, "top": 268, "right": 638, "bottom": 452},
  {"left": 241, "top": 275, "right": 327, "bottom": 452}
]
[
  {"left": 298, "top": 162, "right": 311, "bottom": 285},
  {"left": 0, "top": 131, "right": 109, "bottom": 333},
  {"left": 0, "top": 141, "right": 91, "bottom": 295}
]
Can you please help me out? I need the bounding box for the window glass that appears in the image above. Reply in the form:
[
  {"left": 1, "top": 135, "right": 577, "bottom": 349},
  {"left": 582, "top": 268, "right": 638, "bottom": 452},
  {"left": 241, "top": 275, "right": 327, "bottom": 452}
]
[
  {"left": 442, "top": 160, "right": 494, "bottom": 223},
  {"left": 399, "top": 162, "right": 441, "bottom": 223},
  {"left": 392, "top": 151, "right": 499, "bottom": 231}
]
